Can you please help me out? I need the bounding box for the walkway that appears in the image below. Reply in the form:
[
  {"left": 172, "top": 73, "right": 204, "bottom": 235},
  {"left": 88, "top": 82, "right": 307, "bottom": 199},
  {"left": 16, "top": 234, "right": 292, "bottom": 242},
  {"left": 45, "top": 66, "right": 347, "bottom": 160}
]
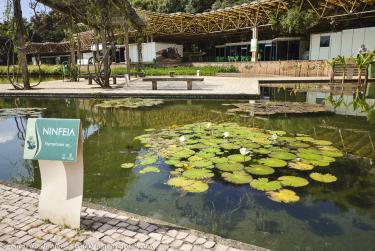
[
  {"left": 0, "top": 76, "right": 259, "bottom": 99},
  {"left": 0, "top": 182, "right": 269, "bottom": 251}
]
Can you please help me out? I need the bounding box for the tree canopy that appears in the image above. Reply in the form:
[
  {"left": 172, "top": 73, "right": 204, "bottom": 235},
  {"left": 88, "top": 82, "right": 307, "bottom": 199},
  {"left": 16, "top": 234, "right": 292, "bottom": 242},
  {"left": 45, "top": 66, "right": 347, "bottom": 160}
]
[{"left": 129, "top": 0, "right": 248, "bottom": 14}]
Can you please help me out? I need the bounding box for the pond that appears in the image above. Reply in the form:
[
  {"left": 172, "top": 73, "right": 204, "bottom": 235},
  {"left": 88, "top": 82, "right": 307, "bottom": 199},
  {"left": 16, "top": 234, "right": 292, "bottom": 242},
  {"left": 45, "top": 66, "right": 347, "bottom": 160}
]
[{"left": 0, "top": 94, "right": 374, "bottom": 251}]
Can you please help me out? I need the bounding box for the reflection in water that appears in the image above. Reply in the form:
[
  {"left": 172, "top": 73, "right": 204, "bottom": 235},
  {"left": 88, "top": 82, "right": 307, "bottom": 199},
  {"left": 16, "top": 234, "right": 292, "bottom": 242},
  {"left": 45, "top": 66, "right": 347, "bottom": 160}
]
[{"left": 0, "top": 97, "right": 375, "bottom": 250}]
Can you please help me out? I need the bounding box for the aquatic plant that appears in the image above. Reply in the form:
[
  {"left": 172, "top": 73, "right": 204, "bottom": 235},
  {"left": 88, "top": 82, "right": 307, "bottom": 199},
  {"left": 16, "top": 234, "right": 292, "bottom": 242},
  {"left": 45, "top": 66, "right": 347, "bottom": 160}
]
[
  {"left": 267, "top": 189, "right": 300, "bottom": 203},
  {"left": 135, "top": 122, "right": 342, "bottom": 202},
  {"left": 310, "top": 172, "right": 338, "bottom": 183},
  {"left": 250, "top": 178, "right": 282, "bottom": 191},
  {"left": 95, "top": 98, "right": 163, "bottom": 109},
  {"left": 139, "top": 166, "right": 161, "bottom": 174},
  {"left": 121, "top": 163, "right": 135, "bottom": 169}
]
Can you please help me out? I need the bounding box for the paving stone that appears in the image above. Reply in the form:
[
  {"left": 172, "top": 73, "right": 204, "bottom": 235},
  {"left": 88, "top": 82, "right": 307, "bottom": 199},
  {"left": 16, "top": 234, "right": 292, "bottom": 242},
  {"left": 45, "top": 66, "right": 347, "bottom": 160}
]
[
  {"left": 0, "top": 183, "right": 265, "bottom": 251},
  {"left": 161, "top": 236, "right": 174, "bottom": 245},
  {"left": 214, "top": 244, "right": 230, "bottom": 251},
  {"left": 149, "top": 232, "right": 163, "bottom": 241},
  {"left": 134, "top": 233, "right": 149, "bottom": 242},
  {"left": 184, "top": 235, "right": 197, "bottom": 243},
  {"left": 176, "top": 232, "right": 189, "bottom": 240},
  {"left": 203, "top": 241, "right": 216, "bottom": 249},
  {"left": 171, "top": 240, "right": 183, "bottom": 248},
  {"left": 101, "top": 235, "right": 115, "bottom": 244},
  {"left": 167, "top": 230, "right": 178, "bottom": 238},
  {"left": 194, "top": 238, "right": 206, "bottom": 245},
  {"left": 180, "top": 244, "right": 193, "bottom": 251}
]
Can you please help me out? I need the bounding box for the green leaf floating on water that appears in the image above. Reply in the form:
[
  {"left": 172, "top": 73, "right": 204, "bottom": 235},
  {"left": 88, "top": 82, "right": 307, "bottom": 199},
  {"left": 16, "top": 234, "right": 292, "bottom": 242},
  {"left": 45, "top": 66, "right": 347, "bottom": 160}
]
[
  {"left": 167, "top": 177, "right": 209, "bottom": 193},
  {"left": 190, "top": 160, "right": 214, "bottom": 169},
  {"left": 253, "top": 148, "right": 271, "bottom": 155},
  {"left": 267, "top": 189, "right": 300, "bottom": 203},
  {"left": 228, "top": 154, "right": 251, "bottom": 162},
  {"left": 134, "top": 122, "right": 341, "bottom": 197},
  {"left": 216, "top": 162, "right": 243, "bottom": 172},
  {"left": 222, "top": 171, "right": 253, "bottom": 184},
  {"left": 258, "top": 158, "right": 287, "bottom": 168},
  {"left": 121, "top": 163, "right": 135, "bottom": 169},
  {"left": 182, "top": 169, "right": 214, "bottom": 180},
  {"left": 245, "top": 165, "right": 275, "bottom": 175},
  {"left": 269, "top": 151, "right": 297, "bottom": 160},
  {"left": 96, "top": 98, "right": 163, "bottom": 109},
  {"left": 312, "top": 140, "right": 333, "bottom": 146},
  {"left": 250, "top": 178, "right": 282, "bottom": 191},
  {"left": 310, "top": 172, "right": 338, "bottom": 183},
  {"left": 139, "top": 166, "right": 160, "bottom": 174},
  {"left": 288, "top": 161, "right": 314, "bottom": 171},
  {"left": 278, "top": 176, "right": 309, "bottom": 187}
]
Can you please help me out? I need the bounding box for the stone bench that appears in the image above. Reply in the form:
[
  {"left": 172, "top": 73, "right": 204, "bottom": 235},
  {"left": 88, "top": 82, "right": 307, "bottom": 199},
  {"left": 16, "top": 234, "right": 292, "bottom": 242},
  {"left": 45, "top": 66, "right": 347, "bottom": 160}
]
[
  {"left": 142, "top": 77, "right": 204, "bottom": 90},
  {"left": 80, "top": 74, "right": 123, "bottom": 85}
]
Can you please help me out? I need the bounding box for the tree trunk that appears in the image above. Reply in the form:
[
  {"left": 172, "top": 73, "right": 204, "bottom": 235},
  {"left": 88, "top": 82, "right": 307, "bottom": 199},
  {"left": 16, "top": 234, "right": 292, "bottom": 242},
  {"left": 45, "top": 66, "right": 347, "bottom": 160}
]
[
  {"left": 124, "top": 24, "right": 131, "bottom": 80},
  {"left": 69, "top": 35, "right": 78, "bottom": 81},
  {"left": 137, "top": 38, "right": 143, "bottom": 74},
  {"left": 101, "top": 27, "right": 110, "bottom": 88},
  {"left": 13, "top": 0, "right": 30, "bottom": 89}
]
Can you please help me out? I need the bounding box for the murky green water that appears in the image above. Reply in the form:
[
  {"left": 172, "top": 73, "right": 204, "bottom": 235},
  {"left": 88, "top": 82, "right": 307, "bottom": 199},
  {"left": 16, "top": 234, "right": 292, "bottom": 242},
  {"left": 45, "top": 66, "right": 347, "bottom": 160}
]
[{"left": 0, "top": 96, "right": 374, "bottom": 251}]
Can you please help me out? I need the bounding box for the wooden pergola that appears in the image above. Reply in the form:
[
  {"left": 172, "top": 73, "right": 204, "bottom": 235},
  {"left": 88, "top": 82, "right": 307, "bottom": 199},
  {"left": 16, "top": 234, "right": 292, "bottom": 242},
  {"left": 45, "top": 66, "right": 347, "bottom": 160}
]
[{"left": 134, "top": 0, "right": 375, "bottom": 36}]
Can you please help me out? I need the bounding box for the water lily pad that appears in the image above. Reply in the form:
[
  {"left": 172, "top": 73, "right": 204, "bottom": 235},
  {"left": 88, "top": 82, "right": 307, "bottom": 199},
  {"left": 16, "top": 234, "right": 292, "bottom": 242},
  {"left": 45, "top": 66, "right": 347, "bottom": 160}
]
[
  {"left": 139, "top": 155, "right": 158, "bottom": 165},
  {"left": 96, "top": 98, "right": 163, "bottom": 109},
  {"left": 297, "top": 152, "right": 321, "bottom": 161},
  {"left": 310, "top": 172, "right": 338, "bottom": 183},
  {"left": 182, "top": 169, "right": 214, "bottom": 180},
  {"left": 195, "top": 151, "right": 216, "bottom": 159},
  {"left": 167, "top": 177, "right": 194, "bottom": 187},
  {"left": 253, "top": 148, "right": 271, "bottom": 155},
  {"left": 320, "top": 150, "right": 343, "bottom": 158},
  {"left": 216, "top": 162, "right": 243, "bottom": 172},
  {"left": 172, "top": 149, "right": 195, "bottom": 159},
  {"left": 296, "top": 136, "right": 315, "bottom": 142},
  {"left": 165, "top": 158, "right": 180, "bottom": 166},
  {"left": 312, "top": 140, "right": 333, "bottom": 146},
  {"left": 220, "top": 143, "right": 239, "bottom": 150},
  {"left": 288, "top": 162, "right": 314, "bottom": 171},
  {"left": 211, "top": 157, "right": 228, "bottom": 164},
  {"left": 245, "top": 165, "right": 275, "bottom": 175},
  {"left": 228, "top": 154, "right": 251, "bottom": 162},
  {"left": 267, "top": 189, "right": 300, "bottom": 203},
  {"left": 269, "top": 151, "right": 297, "bottom": 160},
  {"left": 222, "top": 171, "right": 253, "bottom": 184},
  {"left": 121, "top": 163, "right": 135, "bottom": 169},
  {"left": 139, "top": 166, "right": 160, "bottom": 174},
  {"left": 250, "top": 178, "right": 282, "bottom": 191},
  {"left": 278, "top": 176, "right": 309, "bottom": 187},
  {"left": 181, "top": 181, "right": 209, "bottom": 193},
  {"left": 289, "top": 142, "right": 310, "bottom": 148},
  {"left": 258, "top": 158, "right": 287, "bottom": 168},
  {"left": 190, "top": 160, "right": 214, "bottom": 169}
]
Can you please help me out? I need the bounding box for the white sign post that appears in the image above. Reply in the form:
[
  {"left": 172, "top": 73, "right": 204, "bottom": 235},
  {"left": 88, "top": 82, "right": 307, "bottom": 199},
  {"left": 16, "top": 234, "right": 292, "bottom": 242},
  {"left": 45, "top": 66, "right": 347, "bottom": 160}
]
[{"left": 24, "top": 119, "right": 84, "bottom": 229}]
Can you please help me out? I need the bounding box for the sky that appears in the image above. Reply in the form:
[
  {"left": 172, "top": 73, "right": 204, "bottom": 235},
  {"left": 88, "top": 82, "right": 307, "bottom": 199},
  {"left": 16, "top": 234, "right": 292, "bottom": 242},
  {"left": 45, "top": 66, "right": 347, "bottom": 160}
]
[{"left": 0, "top": 0, "right": 49, "bottom": 21}]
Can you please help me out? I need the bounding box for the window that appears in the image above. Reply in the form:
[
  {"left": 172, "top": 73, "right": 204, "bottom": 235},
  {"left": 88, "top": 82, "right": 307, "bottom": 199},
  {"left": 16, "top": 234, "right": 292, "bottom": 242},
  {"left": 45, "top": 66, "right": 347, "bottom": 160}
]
[{"left": 320, "top": 36, "right": 330, "bottom": 47}]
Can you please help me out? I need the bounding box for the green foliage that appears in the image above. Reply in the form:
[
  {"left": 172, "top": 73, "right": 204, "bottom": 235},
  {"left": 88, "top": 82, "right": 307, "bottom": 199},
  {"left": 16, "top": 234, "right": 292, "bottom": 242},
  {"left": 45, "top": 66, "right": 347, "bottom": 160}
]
[
  {"left": 135, "top": 122, "right": 341, "bottom": 201},
  {"left": 269, "top": 6, "right": 319, "bottom": 35},
  {"left": 139, "top": 166, "right": 160, "bottom": 174}
]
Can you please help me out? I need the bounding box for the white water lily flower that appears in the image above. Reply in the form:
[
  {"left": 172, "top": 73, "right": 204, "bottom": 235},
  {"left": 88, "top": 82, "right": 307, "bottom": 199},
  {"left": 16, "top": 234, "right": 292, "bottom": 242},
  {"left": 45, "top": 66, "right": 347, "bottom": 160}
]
[
  {"left": 179, "top": 136, "right": 186, "bottom": 143},
  {"left": 295, "top": 158, "right": 302, "bottom": 162},
  {"left": 240, "top": 147, "right": 250, "bottom": 156},
  {"left": 271, "top": 134, "right": 278, "bottom": 140},
  {"left": 249, "top": 100, "right": 256, "bottom": 104},
  {"left": 223, "top": 132, "right": 230, "bottom": 138},
  {"left": 206, "top": 122, "right": 212, "bottom": 129}
]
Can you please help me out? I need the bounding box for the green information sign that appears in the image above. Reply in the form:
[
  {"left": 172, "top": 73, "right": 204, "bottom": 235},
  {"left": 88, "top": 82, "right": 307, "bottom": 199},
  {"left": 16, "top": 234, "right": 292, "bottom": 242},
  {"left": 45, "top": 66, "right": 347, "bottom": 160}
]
[{"left": 24, "top": 118, "right": 80, "bottom": 162}]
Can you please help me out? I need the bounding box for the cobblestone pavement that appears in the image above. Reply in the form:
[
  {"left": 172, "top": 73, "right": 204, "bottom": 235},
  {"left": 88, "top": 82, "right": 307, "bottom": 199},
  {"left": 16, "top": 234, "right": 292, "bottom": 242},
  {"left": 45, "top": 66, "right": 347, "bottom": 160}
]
[{"left": 0, "top": 183, "right": 269, "bottom": 251}]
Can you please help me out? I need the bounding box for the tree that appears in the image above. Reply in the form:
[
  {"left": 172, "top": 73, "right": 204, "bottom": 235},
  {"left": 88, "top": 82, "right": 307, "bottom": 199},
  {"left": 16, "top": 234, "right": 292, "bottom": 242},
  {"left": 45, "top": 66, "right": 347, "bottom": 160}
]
[
  {"left": 29, "top": 11, "right": 69, "bottom": 43},
  {"left": 269, "top": 6, "right": 319, "bottom": 35},
  {"left": 12, "top": 0, "right": 31, "bottom": 89}
]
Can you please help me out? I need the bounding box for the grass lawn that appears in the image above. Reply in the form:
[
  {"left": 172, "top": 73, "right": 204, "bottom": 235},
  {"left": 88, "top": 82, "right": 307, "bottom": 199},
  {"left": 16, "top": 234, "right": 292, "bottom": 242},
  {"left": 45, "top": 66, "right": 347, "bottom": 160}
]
[{"left": 0, "top": 64, "right": 238, "bottom": 77}]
